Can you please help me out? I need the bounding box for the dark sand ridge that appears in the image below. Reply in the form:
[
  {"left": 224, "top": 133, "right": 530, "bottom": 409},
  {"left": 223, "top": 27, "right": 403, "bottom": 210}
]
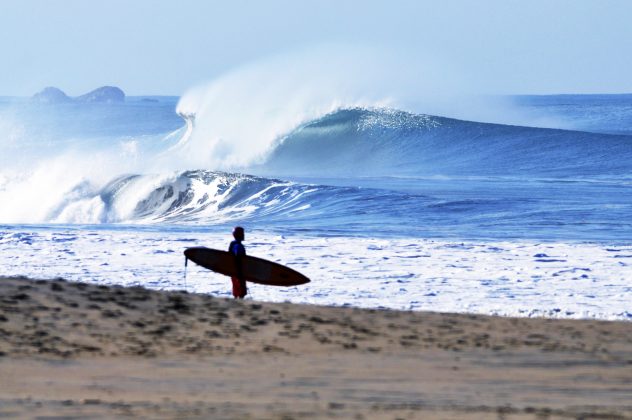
[{"left": 1, "top": 276, "right": 631, "bottom": 419}]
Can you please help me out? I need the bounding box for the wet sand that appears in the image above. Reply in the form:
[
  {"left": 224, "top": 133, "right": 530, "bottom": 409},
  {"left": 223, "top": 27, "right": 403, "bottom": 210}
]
[{"left": 1, "top": 276, "right": 631, "bottom": 418}]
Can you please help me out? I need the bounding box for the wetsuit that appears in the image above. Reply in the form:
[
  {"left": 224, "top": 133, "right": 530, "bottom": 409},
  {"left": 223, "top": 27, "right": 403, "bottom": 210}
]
[{"left": 228, "top": 240, "right": 247, "bottom": 298}]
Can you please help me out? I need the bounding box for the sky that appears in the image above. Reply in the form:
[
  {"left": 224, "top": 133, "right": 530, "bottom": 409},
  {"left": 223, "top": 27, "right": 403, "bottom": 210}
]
[{"left": 1, "top": 0, "right": 632, "bottom": 96}]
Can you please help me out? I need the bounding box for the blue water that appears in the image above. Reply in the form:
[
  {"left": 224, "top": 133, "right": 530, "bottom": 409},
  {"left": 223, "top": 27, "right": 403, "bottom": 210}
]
[
  {"left": 1, "top": 94, "right": 631, "bottom": 243},
  {"left": 511, "top": 94, "right": 632, "bottom": 135}
]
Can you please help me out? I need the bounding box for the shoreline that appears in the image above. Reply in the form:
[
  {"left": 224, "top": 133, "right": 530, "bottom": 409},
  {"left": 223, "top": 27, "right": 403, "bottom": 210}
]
[
  {"left": 1, "top": 276, "right": 631, "bottom": 418},
  {"left": 2, "top": 228, "right": 631, "bottom": 321}
]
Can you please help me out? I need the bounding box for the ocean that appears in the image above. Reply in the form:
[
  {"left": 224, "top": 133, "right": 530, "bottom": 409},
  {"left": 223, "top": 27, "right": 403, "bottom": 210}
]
[{"left": 0, "top": 92, "right": 631, "bottom": 320}]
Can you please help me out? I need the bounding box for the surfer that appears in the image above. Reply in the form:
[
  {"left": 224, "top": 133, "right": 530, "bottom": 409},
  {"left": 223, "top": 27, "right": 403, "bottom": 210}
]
[{"left": 228, "top": 226, "right": 248, "bottom": 299}]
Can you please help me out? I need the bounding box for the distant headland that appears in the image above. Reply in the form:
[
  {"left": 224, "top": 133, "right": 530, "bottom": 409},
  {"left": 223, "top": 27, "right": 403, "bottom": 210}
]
[{"left": 32, "top": 86, "right": 125, "bottom": 104}]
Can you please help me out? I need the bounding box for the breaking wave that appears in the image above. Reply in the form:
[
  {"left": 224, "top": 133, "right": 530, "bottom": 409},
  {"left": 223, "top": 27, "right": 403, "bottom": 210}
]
[{"left": 41, "top": 170, "right": 431, "bottom": 233}]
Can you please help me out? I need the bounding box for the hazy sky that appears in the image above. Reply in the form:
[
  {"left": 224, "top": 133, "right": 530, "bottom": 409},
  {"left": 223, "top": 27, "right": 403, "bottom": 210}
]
[{"left": 2, "top": 0, "right": 632, "bottom": 96}]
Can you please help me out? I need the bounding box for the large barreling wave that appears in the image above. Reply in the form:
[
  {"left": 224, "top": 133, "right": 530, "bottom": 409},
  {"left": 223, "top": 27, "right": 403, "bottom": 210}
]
[{"left": 171, "top": 48, "right": 632, "bottom": 181}]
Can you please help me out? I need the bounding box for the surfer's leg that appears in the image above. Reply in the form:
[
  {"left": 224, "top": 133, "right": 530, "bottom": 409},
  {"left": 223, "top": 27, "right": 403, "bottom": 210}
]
[
  {"left": 231, "top": 277, "right": 246, "bottom": 299},
  {"left": 231, "top": 277, "right": 241, "bottom": 298},
  {"left": 240, "top": 279, "right": 247, "bottom": 298}
]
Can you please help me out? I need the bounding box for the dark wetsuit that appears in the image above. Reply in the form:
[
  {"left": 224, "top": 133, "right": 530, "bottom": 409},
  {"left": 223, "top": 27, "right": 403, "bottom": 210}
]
[{"left": 228, "top": 240, "right": 247, "bottom": 298}]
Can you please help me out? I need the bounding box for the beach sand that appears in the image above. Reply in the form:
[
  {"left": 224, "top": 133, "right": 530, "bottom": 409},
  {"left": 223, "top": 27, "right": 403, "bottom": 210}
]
[{"left": 1, "top": 276, "right": 631, "bottom": 419}]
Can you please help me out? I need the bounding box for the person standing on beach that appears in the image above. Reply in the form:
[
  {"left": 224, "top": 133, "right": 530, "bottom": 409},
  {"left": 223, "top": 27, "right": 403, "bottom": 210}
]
[{"left": 228, "top": 226, "right": 247, "bottom": 299}]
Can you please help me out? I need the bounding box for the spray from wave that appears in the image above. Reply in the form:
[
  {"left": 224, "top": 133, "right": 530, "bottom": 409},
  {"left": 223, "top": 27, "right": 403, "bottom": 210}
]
[
  {"left": 172, "top": 46, "right": 578, "bottom": 173},
  {"left": 172, "top": 45, "right": 481, "bottom": 170}
]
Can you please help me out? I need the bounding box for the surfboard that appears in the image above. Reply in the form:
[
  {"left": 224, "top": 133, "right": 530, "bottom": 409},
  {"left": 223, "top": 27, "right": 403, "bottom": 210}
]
[{"left": 184, "top": 247, "right": 310, "bottom": 287}]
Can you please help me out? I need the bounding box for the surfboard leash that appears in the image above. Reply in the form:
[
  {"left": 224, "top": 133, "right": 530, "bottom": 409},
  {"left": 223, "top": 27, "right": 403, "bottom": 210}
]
[{"left": 183, "top": 256, "right": 188, "bottom": 292}]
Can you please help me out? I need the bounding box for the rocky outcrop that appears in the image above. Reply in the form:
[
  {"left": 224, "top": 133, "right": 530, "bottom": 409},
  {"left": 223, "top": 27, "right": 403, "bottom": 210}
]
[
  {"left": 31, "top": 87, "right": 72, "bottom": 103},
  {"left": 76, "top": 86, "right": 125, "bottom": 103},
  {"left": 31, "top": 86, "right": 126, "bottom": 104}
]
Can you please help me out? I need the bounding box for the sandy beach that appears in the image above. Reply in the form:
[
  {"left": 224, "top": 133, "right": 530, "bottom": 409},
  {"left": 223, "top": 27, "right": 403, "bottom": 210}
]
[{"left": 1, "top": 276, "right": 631, "bottom": 419}]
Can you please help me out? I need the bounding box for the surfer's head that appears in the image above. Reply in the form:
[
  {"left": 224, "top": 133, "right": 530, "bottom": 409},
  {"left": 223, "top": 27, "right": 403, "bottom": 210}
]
[{"left": 233, "top": 226, "right": 245, "bottom": 241}]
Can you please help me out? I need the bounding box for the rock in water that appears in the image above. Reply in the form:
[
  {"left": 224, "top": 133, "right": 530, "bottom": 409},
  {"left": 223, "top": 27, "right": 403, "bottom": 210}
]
[
  {"left": 31, "top": 87, "right": 72, "bottom": 103},
  {"left": 76, "top": 86, "right": 125, "bottom": 103}
]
